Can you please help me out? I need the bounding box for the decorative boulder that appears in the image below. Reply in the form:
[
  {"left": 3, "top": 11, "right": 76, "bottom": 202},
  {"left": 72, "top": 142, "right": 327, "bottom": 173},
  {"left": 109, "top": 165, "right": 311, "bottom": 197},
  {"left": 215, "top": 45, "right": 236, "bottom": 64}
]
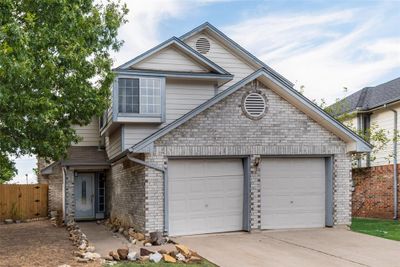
[
  {"left": 150, "top": 231, "right": 166, "bottom": 245},
  {"left": 140, "top": 248, "right": 153, "bottom": 256},
  {"left": 149, "top": 252, "right": 162, "bottom": 263},
  {"left": 175, "top": 244, "right": 191, "bottom": 257},
  {"left": 163, "top": 254, "right": 176, "bottom": 263},
  {"left": 117, "top": 248, "right": 129, "bottom": 260},
  {"left": 127, "top": 251, "right": 138, "bottom": 261}
]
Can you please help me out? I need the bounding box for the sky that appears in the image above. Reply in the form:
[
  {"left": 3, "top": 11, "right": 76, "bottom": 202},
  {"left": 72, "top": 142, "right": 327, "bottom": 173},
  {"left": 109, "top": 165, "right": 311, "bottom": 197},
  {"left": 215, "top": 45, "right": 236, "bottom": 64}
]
[{"left": 10, "top": 0, "right": 400, "bottom": 183}]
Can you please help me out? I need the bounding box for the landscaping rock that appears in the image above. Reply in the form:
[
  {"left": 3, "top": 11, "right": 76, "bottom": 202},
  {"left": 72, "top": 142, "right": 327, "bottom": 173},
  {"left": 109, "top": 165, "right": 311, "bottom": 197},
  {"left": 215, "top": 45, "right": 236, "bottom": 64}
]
[
  {"left": 136, "top": 232, "right": 145, "bottom": 241},
  {"left": 118, "top": 227, "right": 124, "bottom": 233},
  {"left": 139, "top": 256, "right": 150, "bottom": 262},
  {"left": 75, "top": 257, "right": 88, "bottom": 263},
  {"left": 169, "top": 250, "right": 178, "bottom": 258},
  {"left": 188, "top": 256, "right": 202, "bottom": 263},
  {"left": 4, "top": 219, "right": 13, "bottom": 224},
  {"left": 129, "top": 237, "right": 137, "bottom": 244},
  {"left": 150, "top": 231, "right": 166, "bottom": 245},
  {"left": 103, "top": 255, "right": 114, "bottom": 261},
  {"left": 140, "top": 248, "right": 153, "bottom": 256},
  {"left": 86, "top": 246, "right": 95, "bottom": 253},
  {"left": 149, "top": 252, "right": 162, "bottom": 263},
  {"left": 158, "top": 249, "right": 167, "bottom": 255},
  {"left": 127, "top": 251, "right": 138, "bottom": 261},
  {"left": 117, "top": 248, "right": 129, "bottom": 260},
  {"left": 83, "top": 252, "right": 101, "bottom": 261},
  {"left": 175, "top": 244, "right": 191, "bottom": 257},
  {"left": 176, "top": 253, "right": 186, "bottom": 261},
  {"left": 163, "top": 254, "right": 176, "bottom": 263},
  {"left": 111, "top": 251, "right": 120, "bottom": 261},
  {"left": 78, "top": 241, "right": 87, "bottom": 251}
]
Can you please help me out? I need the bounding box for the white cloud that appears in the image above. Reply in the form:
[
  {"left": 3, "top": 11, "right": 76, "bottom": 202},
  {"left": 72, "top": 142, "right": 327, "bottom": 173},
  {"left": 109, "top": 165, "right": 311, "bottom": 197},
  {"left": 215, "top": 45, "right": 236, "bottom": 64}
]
[
  {"left": 224, "top": 7, "right": 400, "bottom": 104},
  {"left": 113, "top": 0, "right": 227, "bottom": 67}
]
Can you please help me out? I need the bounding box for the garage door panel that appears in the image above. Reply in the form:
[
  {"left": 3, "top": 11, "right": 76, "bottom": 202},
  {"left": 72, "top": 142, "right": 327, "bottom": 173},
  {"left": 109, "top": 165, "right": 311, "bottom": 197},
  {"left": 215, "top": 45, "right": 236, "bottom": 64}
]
[
  {"left": 261, "top": 158, "right": 326, "bottom": 229},
  {"left": 262, "top": 212, "right": 325, "bottom": 229},
  {"left": 262, "top": 195, "right": 324, "bottom": 209},
  {"left": 169, "top": 158, "right": 244, "bottom": 236}
]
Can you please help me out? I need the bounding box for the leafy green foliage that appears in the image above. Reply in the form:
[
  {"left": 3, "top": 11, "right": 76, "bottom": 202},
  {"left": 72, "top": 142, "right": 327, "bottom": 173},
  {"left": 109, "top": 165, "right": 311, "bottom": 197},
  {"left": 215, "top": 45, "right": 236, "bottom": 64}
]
[
  {"left": 305, "top": 85, "right": 391, "bottom": 166},
  {"left": 0, "top": 0, "right": 127, "bottom": 182}
]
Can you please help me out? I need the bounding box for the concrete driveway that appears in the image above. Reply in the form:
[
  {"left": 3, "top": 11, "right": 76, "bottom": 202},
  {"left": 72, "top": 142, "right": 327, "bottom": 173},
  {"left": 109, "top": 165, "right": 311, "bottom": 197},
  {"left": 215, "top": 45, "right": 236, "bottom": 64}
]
[{"left": 175, "top": 228, "right": 400, "bottom": 267}]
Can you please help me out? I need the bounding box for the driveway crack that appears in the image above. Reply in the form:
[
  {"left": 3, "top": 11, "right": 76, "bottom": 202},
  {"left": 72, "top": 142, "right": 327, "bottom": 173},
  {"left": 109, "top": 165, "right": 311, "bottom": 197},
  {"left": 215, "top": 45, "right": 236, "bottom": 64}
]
[{"left": 264, "top": 235, "right": 370, "bottom": 267}]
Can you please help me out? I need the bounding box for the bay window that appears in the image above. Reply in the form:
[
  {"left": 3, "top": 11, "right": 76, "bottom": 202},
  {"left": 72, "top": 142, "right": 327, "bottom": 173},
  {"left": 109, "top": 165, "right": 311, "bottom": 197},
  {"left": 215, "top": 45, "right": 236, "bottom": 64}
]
[{"left": 118, "top": 77, "right": 163, "bottom": 116}]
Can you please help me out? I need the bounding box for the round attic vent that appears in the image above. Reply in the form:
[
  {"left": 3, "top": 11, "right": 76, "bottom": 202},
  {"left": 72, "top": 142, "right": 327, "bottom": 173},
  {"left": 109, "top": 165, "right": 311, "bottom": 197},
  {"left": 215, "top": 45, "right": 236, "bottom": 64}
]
[
  {"left": 243, "top": 93, "right": 267, "bottom": 119},
  {"left": 195, "top": 37, "right": 210, "bottom": 54}
]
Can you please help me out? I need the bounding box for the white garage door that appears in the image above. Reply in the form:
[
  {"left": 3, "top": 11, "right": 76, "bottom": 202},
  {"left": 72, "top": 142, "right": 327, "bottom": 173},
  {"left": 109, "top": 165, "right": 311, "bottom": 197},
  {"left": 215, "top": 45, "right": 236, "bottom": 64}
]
[
  {"left": 261, "top": 158, "right": 325, "bottom": 229},
  {"left": 168, "top": 158, "right": 244, "bottom": 236}
]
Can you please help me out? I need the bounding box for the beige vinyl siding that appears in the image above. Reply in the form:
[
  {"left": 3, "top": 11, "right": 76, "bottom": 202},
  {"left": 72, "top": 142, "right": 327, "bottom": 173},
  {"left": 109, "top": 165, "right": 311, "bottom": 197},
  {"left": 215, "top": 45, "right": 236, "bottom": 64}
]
[
  {"left": 106, "top": 127, "right": 122, "bottom": 159},
  {"left": 124, "top": 124, "right": 159, "bottom": 150},
  {"left": 165, "top": 79, "right": 215, "bottom": 122},
  {"left": 132, "top": 47, "right": 209, "bottom": 73},
  {"left": 123, "top": 79, "right": 215, "bottom": 149},
  {"left": 369, "top": 105, "right": 400, "bottom": 166},
  {"left": 72, "top": 117, "right": 100, "bottom": 146},
  {"left": 184, "top": 32, "right": 255, "bottom": 90}
]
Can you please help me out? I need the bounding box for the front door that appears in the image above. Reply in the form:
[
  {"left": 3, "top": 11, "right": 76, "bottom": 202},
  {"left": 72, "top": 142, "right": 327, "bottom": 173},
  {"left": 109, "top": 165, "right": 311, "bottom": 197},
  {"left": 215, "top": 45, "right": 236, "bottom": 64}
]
[{"left": 75, "top": 173, "right": 95, "bottom": 220}]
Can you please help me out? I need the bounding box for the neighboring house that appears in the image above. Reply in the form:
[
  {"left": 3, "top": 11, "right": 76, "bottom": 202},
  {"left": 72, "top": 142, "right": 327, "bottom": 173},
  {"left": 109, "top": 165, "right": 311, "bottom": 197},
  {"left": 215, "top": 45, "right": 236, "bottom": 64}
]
[
  {"left": 330, "top": 77, "right": 400, "bottom": 219},
  {"left": 331, "top": 77, "right": 400, "bottom": 167},
  {"left": 38, "top": 22, "right": 370, "bottom": 236}
]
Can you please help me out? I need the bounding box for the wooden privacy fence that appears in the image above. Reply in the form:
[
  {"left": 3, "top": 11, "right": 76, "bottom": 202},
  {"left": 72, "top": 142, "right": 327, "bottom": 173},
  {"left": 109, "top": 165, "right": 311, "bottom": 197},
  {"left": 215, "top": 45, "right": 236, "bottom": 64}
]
[{"left": 0, "top": 184, "right": 48, "bottom": 221}]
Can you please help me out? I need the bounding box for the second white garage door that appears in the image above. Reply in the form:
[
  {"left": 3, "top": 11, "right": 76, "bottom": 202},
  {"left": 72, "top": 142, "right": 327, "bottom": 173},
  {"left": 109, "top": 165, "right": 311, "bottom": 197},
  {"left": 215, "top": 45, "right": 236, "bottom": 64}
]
[
  {"left": 168, "top": 158, "right": 244, "bottom": 236},
  {"left": 261, "top": 157, "right": 326, "bottom": 229}
]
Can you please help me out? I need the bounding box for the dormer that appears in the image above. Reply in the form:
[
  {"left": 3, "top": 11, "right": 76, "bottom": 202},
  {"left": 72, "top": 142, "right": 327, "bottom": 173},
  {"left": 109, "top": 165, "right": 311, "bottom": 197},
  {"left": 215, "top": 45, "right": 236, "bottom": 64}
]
[{"left": 100, "top": 37, "right": 233, "bottom": 135}]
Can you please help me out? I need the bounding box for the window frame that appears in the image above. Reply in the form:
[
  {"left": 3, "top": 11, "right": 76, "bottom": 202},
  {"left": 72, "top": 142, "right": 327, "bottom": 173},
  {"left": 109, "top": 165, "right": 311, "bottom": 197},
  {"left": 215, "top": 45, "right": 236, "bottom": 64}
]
[{"left": 113, "top": 75, "right": 166, "bottom": 122}]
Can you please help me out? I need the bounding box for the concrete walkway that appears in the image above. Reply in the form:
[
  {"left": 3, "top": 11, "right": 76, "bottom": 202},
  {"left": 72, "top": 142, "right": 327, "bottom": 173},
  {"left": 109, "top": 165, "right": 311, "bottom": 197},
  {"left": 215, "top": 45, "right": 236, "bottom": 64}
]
[
  {"left": 175, "top": 228, "right": 400, "bottom": 267},
  {"left": 78, "top": 222, "right": 130, "bottom": 257}
]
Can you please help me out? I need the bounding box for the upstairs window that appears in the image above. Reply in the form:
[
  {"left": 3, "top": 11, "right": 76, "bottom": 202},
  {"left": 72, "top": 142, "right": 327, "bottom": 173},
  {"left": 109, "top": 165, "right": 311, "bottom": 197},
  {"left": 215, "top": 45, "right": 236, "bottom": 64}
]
[{"left": 118, "top": 77, "right": 162, "bottom": 115}]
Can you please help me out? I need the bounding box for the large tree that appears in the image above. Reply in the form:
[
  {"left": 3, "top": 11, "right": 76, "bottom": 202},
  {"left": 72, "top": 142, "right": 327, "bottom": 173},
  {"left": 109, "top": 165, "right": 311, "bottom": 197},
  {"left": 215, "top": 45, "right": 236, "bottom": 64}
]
[{"left": 0, "top": 0, "right": 127, "bottom": 183}]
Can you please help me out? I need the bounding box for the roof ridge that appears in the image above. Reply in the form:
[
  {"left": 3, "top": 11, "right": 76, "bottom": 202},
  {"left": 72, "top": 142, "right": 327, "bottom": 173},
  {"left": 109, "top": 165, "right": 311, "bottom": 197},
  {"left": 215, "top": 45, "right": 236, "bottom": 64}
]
[
  {"left": 114, "top": 36, "right": 230, "bottom": 75},
  {"left": 179, "top": 22, "right": 294, "bottom": 87}
]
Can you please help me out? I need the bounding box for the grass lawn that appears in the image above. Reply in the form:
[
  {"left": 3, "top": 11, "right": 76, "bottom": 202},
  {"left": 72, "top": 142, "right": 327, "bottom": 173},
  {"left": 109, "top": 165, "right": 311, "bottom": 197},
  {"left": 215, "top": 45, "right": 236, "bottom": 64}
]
[
  {"left": 351, "top": 217, "right": 400, "bottom": 241},
  {"left": 107, "top": 260, "right": 217, "bottom": 267}
]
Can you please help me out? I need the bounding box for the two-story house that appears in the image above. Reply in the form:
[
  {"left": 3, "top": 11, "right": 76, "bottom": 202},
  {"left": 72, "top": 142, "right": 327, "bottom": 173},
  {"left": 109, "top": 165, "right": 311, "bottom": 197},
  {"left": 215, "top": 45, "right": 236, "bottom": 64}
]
[
  {"left": 330, "top": 77, "right": 400, "bottom": 219},
  {"left": 39, "top": 22, "right": 370, "bottom": 236}
]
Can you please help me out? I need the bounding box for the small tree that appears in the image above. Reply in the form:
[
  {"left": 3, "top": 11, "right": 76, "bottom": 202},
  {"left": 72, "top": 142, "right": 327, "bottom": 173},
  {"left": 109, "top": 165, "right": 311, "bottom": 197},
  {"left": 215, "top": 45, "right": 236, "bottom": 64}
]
[{"left": 0, "top": 0, "right": 128, "bottom": 183}]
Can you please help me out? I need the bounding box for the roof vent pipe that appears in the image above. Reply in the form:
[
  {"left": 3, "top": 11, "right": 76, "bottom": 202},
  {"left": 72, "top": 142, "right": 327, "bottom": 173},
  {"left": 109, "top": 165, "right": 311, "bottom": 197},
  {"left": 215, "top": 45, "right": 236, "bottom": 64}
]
[{"left": 384, "top": 104, "right": 398, "bottom": 220}]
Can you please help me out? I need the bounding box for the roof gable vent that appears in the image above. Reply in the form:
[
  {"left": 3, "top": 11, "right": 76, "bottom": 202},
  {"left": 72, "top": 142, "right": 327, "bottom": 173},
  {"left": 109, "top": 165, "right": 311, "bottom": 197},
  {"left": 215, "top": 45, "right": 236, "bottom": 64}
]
[
  {"left": 243, "top": 93, "right": 267, "bottom": 119},
  {"left": 195, "top": 37, "right": 210, "bottom": 54}
]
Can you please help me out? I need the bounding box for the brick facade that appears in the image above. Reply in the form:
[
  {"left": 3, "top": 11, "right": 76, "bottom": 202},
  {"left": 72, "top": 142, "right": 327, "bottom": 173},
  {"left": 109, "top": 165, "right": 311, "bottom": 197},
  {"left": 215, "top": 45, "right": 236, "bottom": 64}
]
[
  {"left": 352, "top": 164, "right": 400, "bottom": 219},
  {"left": 39, "top": 82, "right": 354, "bottom": 233},
  {"left": 142, "top": 83, "right": 352, "bottom": 232},
  {"left": 107, "top": 159, "right": 146, "bottom": 231}
]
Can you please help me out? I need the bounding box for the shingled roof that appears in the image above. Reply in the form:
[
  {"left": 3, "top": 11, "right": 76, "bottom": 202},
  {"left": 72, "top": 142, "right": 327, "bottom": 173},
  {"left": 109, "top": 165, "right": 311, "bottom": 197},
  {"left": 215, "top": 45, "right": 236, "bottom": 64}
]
[{"left": 330, "top": 77, "right": 400, "bottom": 116}]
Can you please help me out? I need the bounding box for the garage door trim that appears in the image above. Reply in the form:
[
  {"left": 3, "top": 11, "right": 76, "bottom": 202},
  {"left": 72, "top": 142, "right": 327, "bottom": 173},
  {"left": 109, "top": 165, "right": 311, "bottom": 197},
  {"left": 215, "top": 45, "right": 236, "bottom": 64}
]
[
  {"left": 166, "top": 156, "right": 251, "bottom": 236},
  {"left": 260, "top": 155, "right": 334, "bottom": 228}
]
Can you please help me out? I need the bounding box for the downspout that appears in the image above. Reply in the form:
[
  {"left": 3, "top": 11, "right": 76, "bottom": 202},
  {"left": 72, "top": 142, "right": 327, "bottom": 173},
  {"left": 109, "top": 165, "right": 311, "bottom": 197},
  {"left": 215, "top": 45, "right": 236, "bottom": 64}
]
[
  {"left": 384, "top": 104, "right": 398, "bottom": 220},
  {"left": 126, "top": 154, "right": 168, "bottom": 233}
]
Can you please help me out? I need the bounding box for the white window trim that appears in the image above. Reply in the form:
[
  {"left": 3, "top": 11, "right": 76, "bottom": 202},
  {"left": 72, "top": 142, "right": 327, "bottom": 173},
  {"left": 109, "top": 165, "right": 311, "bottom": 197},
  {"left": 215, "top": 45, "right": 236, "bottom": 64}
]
[{"left": 113, "top": 75, "right": 166, "bottom": 122}]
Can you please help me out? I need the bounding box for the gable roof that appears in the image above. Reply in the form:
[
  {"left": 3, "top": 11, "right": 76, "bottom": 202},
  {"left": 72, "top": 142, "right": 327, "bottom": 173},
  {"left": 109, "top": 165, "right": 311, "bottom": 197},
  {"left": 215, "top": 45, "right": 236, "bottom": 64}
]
[
  {"left": 129, "top": 68, "right": 372, "bottom": 154},
  {"left": 329, "top": 77, "right": 400, "bottom": 116},
  {"left": 179, "top": 22, "right": 294, "bottom": 88},
  {"left": 115, "top": 37, "right": 230, "bottom": 75}
]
